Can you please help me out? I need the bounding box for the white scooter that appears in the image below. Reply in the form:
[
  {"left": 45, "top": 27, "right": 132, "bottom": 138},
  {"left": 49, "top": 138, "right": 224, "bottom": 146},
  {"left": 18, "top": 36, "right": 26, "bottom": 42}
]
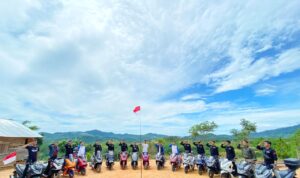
[
  {"left": 131, "top": 152, "right": 139, "bottom": 169},
  {"left": 220, "top": 158, "right": 235, "bottom": 178},
  {"left": 182, "top": 152, "right": 195, "bottom": 174}
]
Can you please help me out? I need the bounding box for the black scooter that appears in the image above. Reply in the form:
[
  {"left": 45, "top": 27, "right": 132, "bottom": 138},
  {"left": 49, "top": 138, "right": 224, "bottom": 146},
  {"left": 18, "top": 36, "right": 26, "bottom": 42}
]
[{"left": 11, "top": 162, "right": 47, "bottom": 178}]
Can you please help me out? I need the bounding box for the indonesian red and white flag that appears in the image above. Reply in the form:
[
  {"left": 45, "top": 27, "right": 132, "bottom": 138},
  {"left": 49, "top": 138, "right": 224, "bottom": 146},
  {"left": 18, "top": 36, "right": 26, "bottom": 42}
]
[
  {"left": 133, "top": 106, "right": 141, "bottom": 113},
  {"left": 2, "top": 152, "right": 16, "bottom": 165}
]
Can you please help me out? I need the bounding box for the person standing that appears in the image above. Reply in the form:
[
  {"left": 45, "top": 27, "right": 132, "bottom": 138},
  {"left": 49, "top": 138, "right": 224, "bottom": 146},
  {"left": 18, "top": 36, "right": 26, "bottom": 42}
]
[
  {"left": 221, "top": 140, "right": 235, "bottom": 161},
  {"left": 44, "top": 142, "right": 59, "bottom": 176},
  {"left": 106, "top": 140, "right": 114, "bottom": 151},
  {"left": 257, "top": 140, "right": 278, "bottom": 169},
  {"left": 77, "top": 141, "right": 86, "bottom": 159},
  {"left": 193, "top": 141, "right": 205, "bottom": 156},
  {"left": 206, "top": 141, "right": 220, "bottom": 170},
  {"left": 206, "top": 141, "right": 219, "bottom": 157},
  {"left": 169, "top": 141, "right": 179, "bottom": 155},
  {"left": 221, "top": 140, "right": 236, "bottom": 174},
  {"left": 130, "top": 142, "right": 140, "bottom": 153},
  {"left": 180, "top": 140, "right": 192, "bottom": 153},
  {"left": 155, "top": 142, "right": 165, "bottom": 163},
  {"left": 20, "top": 139, "right": 39, "bottom": 178},
  {"left": 93, "top": 141, "right": 102, "bottom": 156},
  {"left": 142, "top": 140, "right": 149, "bottom": 155},
  {"left": 119, "top": 140, "right": 128, "bottom": 153},
  {"left": 65, "top": 140, "right": 74, "bottom": 159},
  {"left": 237, "top": 139, "right": 256, "bottom": 162},
  {"left": 130, "top": 142, "right": 139, "bottom": 167}
]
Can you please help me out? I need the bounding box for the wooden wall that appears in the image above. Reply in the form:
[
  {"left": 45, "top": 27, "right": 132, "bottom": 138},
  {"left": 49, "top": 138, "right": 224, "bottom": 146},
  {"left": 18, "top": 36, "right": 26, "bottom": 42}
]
[{"left": 0, "top": 137, "right": 31, "bottom": 168}]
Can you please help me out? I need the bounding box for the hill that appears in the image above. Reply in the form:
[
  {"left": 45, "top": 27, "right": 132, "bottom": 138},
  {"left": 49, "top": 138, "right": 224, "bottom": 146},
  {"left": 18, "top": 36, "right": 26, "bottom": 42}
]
[
  {"left": 42, "top": 130, "right": 167, "bottom": 142},
  {"left": 250, "top": 124, "right": 300, "bottom": 138},
  {"left": 42, "top": 124, "right": 300, "bottom": 142}
]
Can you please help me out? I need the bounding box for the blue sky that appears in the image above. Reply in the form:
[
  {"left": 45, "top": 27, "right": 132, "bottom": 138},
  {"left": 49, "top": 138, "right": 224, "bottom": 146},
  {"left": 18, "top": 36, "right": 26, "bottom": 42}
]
[{"left": 0, "top": 0, "right": 300, "bottom": 136}]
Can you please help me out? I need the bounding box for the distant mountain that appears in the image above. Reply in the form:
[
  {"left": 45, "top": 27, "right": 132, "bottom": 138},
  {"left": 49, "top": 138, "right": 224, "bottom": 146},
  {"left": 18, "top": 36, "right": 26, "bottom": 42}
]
[
  {"left": 250, "top": 124, "right": 300, "bottom": 138},
  {"left": 42, "top": 124, "right": 300, "bottom": 142},
  {"left": 42, "top": 129, "right": 168, "bottom": 142}
]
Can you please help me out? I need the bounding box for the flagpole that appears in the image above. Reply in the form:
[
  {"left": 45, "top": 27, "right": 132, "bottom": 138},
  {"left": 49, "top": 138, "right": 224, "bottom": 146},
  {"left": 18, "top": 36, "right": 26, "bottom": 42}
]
[
  {"left": 139, "top": 112, "right": 142, "bottom": 178},
  {"left": 133, "top": 106, "right": 142, "bottom": 178}
]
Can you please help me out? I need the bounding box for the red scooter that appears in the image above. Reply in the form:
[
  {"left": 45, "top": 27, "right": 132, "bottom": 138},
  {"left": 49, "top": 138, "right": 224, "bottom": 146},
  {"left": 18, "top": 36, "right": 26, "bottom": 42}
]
[
  {"left": 142, "top": 153, "right": 150, "bottom": 170},
  {"left": 120, "top": 152, "right": 128, "bottom": 170},
  {"left": 170, "top": 153, "right": 182, "bottom": 172},
  {"left": 75, "top": 155, "right": 88, "bottom": 175}
]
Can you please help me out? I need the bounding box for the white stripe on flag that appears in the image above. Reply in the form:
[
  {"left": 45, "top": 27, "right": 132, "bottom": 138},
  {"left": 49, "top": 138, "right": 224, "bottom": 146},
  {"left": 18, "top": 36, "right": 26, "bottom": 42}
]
[{"left": 3, "top": 152, "right": 17, "bottom": 165}]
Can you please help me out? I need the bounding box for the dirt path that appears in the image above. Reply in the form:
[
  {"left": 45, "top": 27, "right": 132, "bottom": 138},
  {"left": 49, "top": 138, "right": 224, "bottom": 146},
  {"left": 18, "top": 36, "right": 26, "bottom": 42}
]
[{"left": 0, "top": 160, "right": 299, "bottom": 178}]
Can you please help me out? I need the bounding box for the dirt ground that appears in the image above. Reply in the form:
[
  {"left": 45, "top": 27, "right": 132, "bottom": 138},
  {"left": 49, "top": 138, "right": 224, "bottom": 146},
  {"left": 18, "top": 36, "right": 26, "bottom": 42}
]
[{"left": 0, "top": 160, "right": 299, "bottom": 178}]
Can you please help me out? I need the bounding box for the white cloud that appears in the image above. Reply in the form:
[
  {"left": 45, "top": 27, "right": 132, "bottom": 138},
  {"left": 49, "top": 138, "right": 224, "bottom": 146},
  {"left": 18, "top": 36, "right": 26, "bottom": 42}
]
[
  {"left": 255, "top": 84, "right": 277, "bottom": 96},
  {"left": 181, "top": 94, "right": 203, "bottom": 101},
  {"left": 213, "top": 48, "right": 300, "bottom": 93},
  {"left": 0, "top": 0, "right": 299, "bottom": 135}
]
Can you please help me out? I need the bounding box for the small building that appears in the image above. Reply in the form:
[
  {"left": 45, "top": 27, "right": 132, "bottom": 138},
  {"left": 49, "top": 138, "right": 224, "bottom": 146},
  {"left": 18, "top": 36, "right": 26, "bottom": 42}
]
[{"left": 0, "top": 119, "right": 42, "bottom": 168}]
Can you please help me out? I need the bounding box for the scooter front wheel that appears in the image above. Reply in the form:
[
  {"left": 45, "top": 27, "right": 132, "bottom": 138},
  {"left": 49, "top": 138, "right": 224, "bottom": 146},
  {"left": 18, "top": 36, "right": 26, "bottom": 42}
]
[
  {"left": 143, "top": 162, "right": 149, "bottom": 170},
  {"left": 198, "top": 165, "right": 203, "bottom": 175},
  {"left": 157, "top": 164, "right": 161, "bottom": 170},
  {"left": 184, "top": 166, "right": 189, "bottom": 174},
  {"left": 121, "top": 161, "right": 126, "bottom": 170},
  {"left": 80, "top": 168, "right": 86, "bottom": 175},
  {"left": 208, "top": 170, "right": 214, "bottom": 178},
  {"left": 96, "top": 164, "right": 101, "bottom": 173},
  {"left": 68, "top": 170, "right": 74, "bottom": 178},
  {"left": 171, "top": 164, "right": 176, "bottom": 172},
  {"left": 50, "top": 171, "right": 61, "bottom": 178}
]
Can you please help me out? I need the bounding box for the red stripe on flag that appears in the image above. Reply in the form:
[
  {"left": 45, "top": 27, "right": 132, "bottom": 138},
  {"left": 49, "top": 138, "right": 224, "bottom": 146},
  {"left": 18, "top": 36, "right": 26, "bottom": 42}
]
[{"left": 3, "top": 152, "right": 16, "bottom": 160}]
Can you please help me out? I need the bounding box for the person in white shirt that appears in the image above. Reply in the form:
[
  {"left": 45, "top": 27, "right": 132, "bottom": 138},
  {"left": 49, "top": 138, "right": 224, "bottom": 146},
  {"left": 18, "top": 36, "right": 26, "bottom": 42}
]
[
  {"left": 169, "top": 141, "right": 179, "bottom": 155},
  {"left": 77, "top": 141, "right": 86, "bottom": 159},
  {"left": 142, "top": 140, "right": 149, "bottom": 155}
]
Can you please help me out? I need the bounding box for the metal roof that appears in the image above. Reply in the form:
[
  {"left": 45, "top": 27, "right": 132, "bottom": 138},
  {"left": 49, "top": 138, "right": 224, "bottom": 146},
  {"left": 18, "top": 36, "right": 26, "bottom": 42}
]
[{"left": 0, "top": 119, "right": 42, "bottom": 138}]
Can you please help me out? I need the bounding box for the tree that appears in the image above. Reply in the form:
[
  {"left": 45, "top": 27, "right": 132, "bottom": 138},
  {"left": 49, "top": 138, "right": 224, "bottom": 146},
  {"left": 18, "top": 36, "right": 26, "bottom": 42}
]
[
  {"left": 292, "top": 129, "right": 300, "bottom": 158},
  {"left": 189, "top": 121, "right": 218, "bottom": 137},
  {"left": 22, "top": 120, "right": 43, "bottom": 145},
  {"left": 230, "top": 118, "right": 257, "bottom": 140},
  {"left": 22, "top": 120, "right": 39, "bottom": 131}
]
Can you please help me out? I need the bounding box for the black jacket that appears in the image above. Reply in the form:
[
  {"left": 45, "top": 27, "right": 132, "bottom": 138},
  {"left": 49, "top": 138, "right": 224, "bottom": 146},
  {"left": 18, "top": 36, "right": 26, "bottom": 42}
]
[
  {"left": 130, "top": 144, "right": 139, "bottom": 152},
  {"left": 93, "top": 144, "right": 102, "bottom": 154},
  {"left": 119, "top": 143, "right": 128, "bottom": 152},
  {"left": 106, "top": 142, "right": 114, "bottom": 151},
  {"left": 193, "top": 142, "right": 205, "bottom": 155},
  {"left": 257, "top": 146, "right": 277, "bottom": 165},
  {"left": 206, "top": 143, "right": 219, "bottom": 157},
  {"left": 180, "top": 142, "right": 192, "bottom": 153},
  {"left": 221, "top": 144, "right": 236, "bottom": 160},
  {"left": 65, "top": 144, "right": 73, "bottom": 156}
]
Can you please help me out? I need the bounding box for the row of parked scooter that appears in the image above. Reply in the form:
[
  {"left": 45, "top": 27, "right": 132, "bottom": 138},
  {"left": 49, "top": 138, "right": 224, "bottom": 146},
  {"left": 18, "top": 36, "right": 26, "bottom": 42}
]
[
  {"left": 11, "top": 150, "right": 300, "bottom": 178},
  {"left": 156, "top": 152, "right": 300, "bottom": 178}
]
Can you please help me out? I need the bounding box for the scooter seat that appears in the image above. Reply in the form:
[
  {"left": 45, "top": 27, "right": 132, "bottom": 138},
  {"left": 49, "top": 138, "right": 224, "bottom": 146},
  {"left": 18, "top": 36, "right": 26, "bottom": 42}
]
[
  {"left": 284, "top": 158, "right": 300, "bottom": 170},
  {"left": 279, "top": 170, "right": 290, "bottom": 177},
  {"left": 274, "top": 169, "right": 294, "bottom": 178}
]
